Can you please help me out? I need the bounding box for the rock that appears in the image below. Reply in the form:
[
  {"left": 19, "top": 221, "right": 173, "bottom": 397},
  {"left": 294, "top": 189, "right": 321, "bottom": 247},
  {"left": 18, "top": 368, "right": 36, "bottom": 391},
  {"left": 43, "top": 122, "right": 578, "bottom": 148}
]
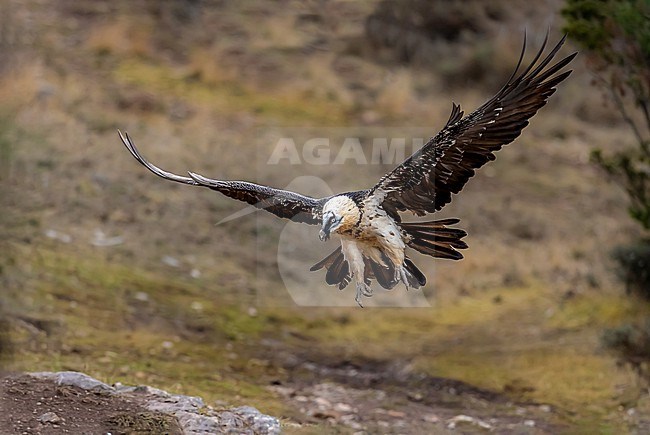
[
  {"left": 91, "top": 229, "right": 124, "bottom": 247},
  {"left": 31, "top": 371, "right": 114, "bottom": 394},
  {"left": 28, "top": 372, "right": 281, "bottom": 434},
  {"left": 447, "top": 414, "right": 493, "bottom": 430},
  {"left": 539, "top": 404, "right": 552, "bottom": 413},
  {"left": 422, "top": 413, "right": 440, "bottom": 423},
  {"left": 334, "top": 402, "right": 353, "bottom": 413},
  {"left": 228, "top": 406, "right": 282, "bottom": 434},
  {"left": 44, "top": 229, "right": 72, "bottom": 243},
  {"left": 134, "top": 291, "right": 149, "bottom": 302},
  {"left": 37, "top": 411, "right": 63, "bottom": 425},
  {"left": 314, "top": 397, "right": 331, "bottom": 408},
  {"left": 162, "top": 255, "right": 181, "bottom": 268}
]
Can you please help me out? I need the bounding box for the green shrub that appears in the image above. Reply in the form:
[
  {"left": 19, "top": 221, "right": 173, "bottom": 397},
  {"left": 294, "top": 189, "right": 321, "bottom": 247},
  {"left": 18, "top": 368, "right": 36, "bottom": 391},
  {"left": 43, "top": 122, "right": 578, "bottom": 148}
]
[
  {"left": 611, "top": 241, "right": 650, "bottom": 299},
  {"left": 563, "top": 0, "right": 650, "bottom": 230},
  {"left": 602, "top": 321, "right": 650, "bottom": 380},
  {"left": 564, "top": 0, "right": 650, "bottom": 378}
]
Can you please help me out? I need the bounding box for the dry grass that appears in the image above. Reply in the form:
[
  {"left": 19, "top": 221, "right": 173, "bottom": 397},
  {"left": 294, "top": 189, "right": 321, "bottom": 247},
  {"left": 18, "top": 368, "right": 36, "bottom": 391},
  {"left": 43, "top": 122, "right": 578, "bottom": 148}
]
[
  {"left": 302, "top": 54, "right": 356, "bottom": 108},
  {"left": 85, "top": 17, "right": 154, "bottom": 58},
  {"left": 375, "top": 68, "right": 416, "bottom": 118},
  {"left": 0, "top": 62, "right": 40, "bottom": 115},
  {"left": 186, "top": 47, "right": 238, "bottom": 85},
  {"left": 251, "top": 15, "right": 305, "bottom": 50}
]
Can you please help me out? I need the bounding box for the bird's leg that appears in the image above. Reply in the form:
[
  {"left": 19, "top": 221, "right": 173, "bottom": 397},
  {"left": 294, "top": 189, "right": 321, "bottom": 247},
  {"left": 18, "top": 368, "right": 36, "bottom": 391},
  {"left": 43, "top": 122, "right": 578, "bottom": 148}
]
[
  {"left": 354, "top": 271, "right": 373, "bottom": 307},
  {"left": 398, "top": 267, "right": 410, "bottom": 291},
  {"left": 357, "top": 281, "right": 373, "bottom": 296},
  {"left": 341, "top": 239, "right": 372, "bottom": 307},
  {"left": 385, "top": 249, "right": 409, "bottom": 290},
  {"left": 354, "top": 282, "right": 372, "bottom": 307}
]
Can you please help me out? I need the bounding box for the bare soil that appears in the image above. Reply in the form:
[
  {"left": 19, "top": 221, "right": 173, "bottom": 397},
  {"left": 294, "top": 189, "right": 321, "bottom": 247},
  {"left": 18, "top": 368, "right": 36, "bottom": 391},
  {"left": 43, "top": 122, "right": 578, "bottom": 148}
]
[
  {"left": 270, "top": 353, "right": 564, "bottom": 433},
  {"left": 0, "top": 368, "right": 559, "bottom": 434},
  {"left": 0, "top": 373, "right": 182, "bottom": 435}
]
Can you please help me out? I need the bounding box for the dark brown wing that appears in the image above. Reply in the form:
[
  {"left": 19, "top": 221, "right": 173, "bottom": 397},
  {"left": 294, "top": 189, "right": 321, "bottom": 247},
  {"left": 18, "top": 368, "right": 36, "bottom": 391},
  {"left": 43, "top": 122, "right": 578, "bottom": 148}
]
[
  {"left": 372, "top": 34, "right": 577, "bottom": 216},
  {"left": 119, "top": 130, "right": 326, "bottom": 224}
]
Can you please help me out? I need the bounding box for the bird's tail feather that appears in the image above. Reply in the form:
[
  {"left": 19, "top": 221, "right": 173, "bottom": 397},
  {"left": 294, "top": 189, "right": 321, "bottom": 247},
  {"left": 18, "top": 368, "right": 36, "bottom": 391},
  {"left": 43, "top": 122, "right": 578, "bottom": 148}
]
[
  {"left": 403, "top": 257, "right": 426, "bottom": 287},
  {"left": 401, "top": 218, "right": 468, "bottom": 260},
  {"left": 310, "top": 249, "right": 426, "bottom": 290},
  {"left": 309, "top": 246, "right": 351, "bottom": 290},
  {"left": 310, "top": 217, "right": 465, "bottom": 291}
]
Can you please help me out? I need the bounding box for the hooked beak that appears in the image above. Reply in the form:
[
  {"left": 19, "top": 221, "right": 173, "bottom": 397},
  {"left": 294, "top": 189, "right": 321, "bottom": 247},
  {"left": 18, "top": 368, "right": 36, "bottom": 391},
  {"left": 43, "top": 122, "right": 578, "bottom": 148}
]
[
  {"left": 319, "top": 213, "right": 336, "bottom": 241},
  {"left": 319, "top": 228, "right": 330, "bottom": 241}
]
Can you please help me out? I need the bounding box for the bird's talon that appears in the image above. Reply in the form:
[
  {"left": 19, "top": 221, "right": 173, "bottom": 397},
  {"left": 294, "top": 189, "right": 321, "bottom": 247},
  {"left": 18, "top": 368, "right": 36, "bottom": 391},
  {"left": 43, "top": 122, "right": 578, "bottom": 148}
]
[
  {"left": 395, "top": 268, "right": 410, "bottom": 291},
  {"left": 357, "top": 282, "right": 373, "bottom": 298},
  {"left": 355, "top": 283, "right": 373, "bottom": 307}
]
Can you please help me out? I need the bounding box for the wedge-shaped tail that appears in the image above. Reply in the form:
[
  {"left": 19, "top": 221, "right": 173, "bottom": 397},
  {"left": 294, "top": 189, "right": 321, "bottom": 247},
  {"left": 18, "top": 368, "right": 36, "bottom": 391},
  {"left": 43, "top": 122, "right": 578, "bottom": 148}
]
[{"left": 401, "top": 218, "right": 468, "bottom": 260}]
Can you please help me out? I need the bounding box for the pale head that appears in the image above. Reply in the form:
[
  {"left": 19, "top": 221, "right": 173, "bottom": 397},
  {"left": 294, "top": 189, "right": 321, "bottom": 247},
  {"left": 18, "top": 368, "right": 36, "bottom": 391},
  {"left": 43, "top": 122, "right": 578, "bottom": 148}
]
[{"left": 319, "top": 195, "right": 360, "bottom": 241}]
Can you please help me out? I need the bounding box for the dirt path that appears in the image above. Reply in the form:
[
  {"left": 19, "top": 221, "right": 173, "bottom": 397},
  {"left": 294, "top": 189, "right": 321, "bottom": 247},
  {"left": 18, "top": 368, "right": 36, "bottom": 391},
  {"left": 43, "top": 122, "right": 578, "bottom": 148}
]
[{"left": 269, "top": 348, "right": 563, "bottom": 434}]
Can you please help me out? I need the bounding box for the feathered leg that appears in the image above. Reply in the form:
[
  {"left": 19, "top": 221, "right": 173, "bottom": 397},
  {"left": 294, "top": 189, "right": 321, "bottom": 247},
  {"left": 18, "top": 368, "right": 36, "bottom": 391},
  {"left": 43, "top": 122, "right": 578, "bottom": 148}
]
[{"left": 341, "top": 239, "right": 372, "bottom": 307}]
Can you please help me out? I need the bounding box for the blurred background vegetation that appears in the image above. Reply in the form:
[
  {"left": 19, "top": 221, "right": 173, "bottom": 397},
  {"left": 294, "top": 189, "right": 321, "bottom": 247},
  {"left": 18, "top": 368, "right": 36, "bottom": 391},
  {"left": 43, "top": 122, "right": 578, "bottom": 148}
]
[
  {"left": 1, "top": 0, "right": 650, "bottom": 432},
  {"left": 563, "top": 0, "right": 650, "bottom": 385}
]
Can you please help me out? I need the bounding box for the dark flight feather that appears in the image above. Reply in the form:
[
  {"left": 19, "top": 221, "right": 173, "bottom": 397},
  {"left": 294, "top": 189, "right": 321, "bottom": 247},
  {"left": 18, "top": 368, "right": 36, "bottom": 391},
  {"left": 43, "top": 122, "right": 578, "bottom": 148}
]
[
  {"left": 373, "top": 34, "right": 577, "bottom": 216},
  {"left": 119, "top": 130, "right": 326, "bottom": 224}
]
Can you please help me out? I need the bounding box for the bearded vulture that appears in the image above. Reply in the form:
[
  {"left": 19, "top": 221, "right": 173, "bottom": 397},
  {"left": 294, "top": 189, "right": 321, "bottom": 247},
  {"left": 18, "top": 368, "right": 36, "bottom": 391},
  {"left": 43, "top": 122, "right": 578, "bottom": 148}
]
[{"left": 119, "top": 35, "right": 576, "bottom": 306}]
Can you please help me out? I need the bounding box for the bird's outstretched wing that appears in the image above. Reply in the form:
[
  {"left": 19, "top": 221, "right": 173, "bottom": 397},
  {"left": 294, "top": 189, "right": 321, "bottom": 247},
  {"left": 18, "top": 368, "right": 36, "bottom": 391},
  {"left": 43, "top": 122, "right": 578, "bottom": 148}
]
[
  {"left": 119, "top": 131, "right": 326, "bottom": 224},
  {"left": 372, "top": 34, "right": 577, "bottom": 216}
]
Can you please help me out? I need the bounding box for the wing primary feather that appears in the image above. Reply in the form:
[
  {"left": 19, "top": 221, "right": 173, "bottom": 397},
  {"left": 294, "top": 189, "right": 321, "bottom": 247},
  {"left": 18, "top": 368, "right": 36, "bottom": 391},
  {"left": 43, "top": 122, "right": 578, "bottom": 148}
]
[
  {"left": 500, "top": 30, "right": 527, "bottom": 92},
  {"left": 522, "top": 33, "right": 567, "bottom": 83},
  {"left": 119, "top": 131, "right": 328, "bottom": 224},
  {"left": 515, "top": 31, "right": 550, "bottom": 82},
  {"left": 118, "top": 130, "right": 197, "bottom": 185},
  {"left": 371, "top": 34, "right": 576, "bottom": 216}
]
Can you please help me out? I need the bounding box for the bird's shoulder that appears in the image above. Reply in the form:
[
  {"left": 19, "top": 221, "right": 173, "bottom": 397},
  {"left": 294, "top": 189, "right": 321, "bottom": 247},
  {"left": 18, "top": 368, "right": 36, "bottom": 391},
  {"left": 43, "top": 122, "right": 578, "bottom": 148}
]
[{"left": 338, "top": 190, "right": 369, "bottom": 207}]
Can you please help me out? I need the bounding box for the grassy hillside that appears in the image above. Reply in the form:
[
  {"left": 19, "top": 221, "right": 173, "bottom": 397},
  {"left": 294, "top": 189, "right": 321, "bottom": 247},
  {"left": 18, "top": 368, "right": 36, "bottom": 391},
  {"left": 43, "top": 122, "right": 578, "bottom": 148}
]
[{"left": 2, "top": 0, "right": 649, "bottom": 432}]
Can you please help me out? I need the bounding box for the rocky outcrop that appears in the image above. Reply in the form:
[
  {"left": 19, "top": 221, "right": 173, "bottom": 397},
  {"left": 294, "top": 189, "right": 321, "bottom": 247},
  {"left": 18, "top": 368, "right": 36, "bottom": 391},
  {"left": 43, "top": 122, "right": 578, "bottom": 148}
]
[{"left": 29, "top": 371, "right": 281, "bottom": 434}]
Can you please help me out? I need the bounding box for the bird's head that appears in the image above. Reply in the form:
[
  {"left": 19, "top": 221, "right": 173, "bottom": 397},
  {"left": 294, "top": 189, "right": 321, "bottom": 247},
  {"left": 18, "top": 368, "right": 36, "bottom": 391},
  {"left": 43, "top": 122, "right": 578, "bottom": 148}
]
[{"left": 319, "top": 196, "right": 360, "bottom": 241}]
